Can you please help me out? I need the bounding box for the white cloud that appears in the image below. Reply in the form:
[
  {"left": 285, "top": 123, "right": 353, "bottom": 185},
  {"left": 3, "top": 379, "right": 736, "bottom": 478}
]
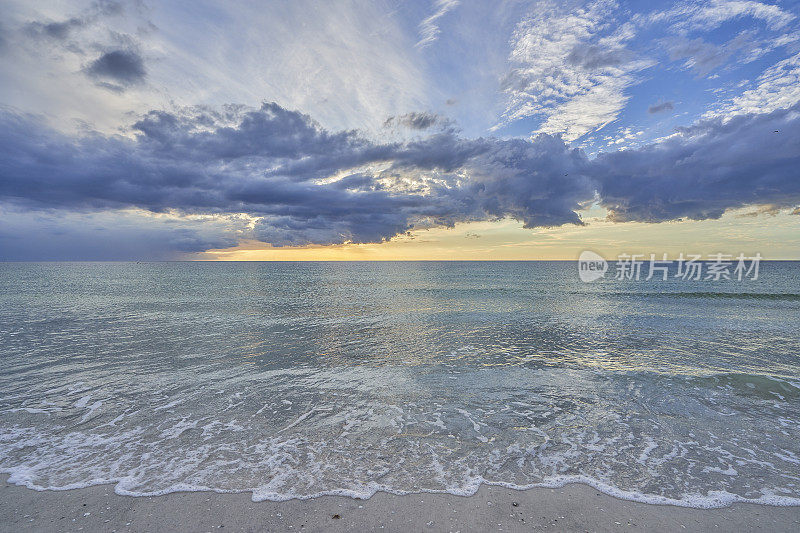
[
  {"left": 148, "top": 1, "right": 439, "bottom": 135},
  {"left": 416, "top": 0, "right": 460, "bottom": 49},
  {"left": 689, "top": 0, "right": 794, "bottom": 30},
  {"left": 652, "top": 0, "right": 800, "bottom": 78},
  {"left": 706, "top": 51, "right": 800, "bottom": 118},
  {"left": 0, "top": 0, "right": 159, "bottom": 134},
  {"left": 1, "top": 1, "right": 436, "bottom": 136},
  {"left": 655, "top": 0, "right": 795, "bottom": 33},
  {"left": 498, "top": 0, "right": 652, "bottom": 141}
]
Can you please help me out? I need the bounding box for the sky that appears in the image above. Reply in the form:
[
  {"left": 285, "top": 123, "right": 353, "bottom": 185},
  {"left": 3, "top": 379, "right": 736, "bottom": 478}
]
[{"left": 1, "top": 0, "right": 799, "bottom": 260}]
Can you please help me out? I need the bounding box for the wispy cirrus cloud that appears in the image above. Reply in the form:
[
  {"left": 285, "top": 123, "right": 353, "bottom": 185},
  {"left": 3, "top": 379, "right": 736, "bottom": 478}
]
[
  {"left": 665, "top": 34, "right": 747, "bottom": 77},
  {"left": 2, "top": 1, "right": 433, "bottom": 135},
  {"left": 22, "top": 0, "right": 126, "bottom": 41},
  {"left": 706, "top": 52, "right": 800, "bottom": 118},
  {"left": 654, "top": 0, "right": 795, "bottom": 33},
  {"left": 416, "top": 0, "right": 460, "bottom": 49},
  {"left": 654, "top": 0, "right": 799, "bottom": 77},
  {"left": 498, "top": 0, "right": 653, "bottom": 141}
]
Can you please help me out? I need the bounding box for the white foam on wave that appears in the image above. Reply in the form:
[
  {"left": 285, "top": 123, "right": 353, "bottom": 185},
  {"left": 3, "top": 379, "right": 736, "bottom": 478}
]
[
  {"left": 153, "top": 399, "right": 184, "bottom": 412},
  {"left": 4, "top": 460, "right": 800, "bottom": 509},
  {"left": 73, "top": 394, "right": 92, "bottom": 409},
  {"left": 79, "top": 401, "right": 103, "bottom": 423},
  {"left": 275, "top": 407, "right": 333, "bottom": 434},
  {"left": 5, "top": 372, "right": 800, "bottom": 510},
  {"left": 4, "top": 400, "right": 800, "bottom": 511}
]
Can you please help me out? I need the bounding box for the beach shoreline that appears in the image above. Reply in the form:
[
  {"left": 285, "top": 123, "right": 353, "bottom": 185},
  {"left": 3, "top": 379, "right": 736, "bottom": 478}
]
[{"left": 3, "top": 475, "right": 800, "bottom": 532}]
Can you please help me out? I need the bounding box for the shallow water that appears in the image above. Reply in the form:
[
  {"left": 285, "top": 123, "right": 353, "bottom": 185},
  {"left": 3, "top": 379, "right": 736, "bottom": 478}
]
[{"left": 1, "top": 261, "right": 799, "bottom": 507}]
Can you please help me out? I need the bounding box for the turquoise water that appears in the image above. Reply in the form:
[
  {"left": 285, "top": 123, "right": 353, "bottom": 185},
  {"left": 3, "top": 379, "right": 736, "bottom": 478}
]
[{"left": 1, "top": 261, "right": 799, "bottom": 506}]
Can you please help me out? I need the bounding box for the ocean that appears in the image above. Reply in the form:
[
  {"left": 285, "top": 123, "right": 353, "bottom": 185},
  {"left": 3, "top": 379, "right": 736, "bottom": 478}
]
[{"left": 1, "top": 261, "right": 799, "bottom": 507}]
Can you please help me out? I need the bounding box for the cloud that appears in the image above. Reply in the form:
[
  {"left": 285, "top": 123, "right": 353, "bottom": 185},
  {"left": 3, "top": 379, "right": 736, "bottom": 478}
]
[
  {"left": 4, "top": 0, "right": 152, "bottom": 130},
  {"left": 416, "top": 0, "right": 460, "bottom": 49},
  {"left": 648, "top": 101, "right": 674, "bottom": 114},
  {"left": 384, "top": 112, "right": 445, "bottom": 130},
  {"left": 1, "top": 100, "right": 799, "bottom": 258},
  {"left": 566, "top": 43, "right": 633, "bottom": 69},
  {"left": 25, "top": 17, "right": 86, "bottom": 41},
  {"left": 665, "top": 36, "right": 736, "bottom": 76},
  {"left": 23, "top": 1, "right": 125, "bottom": 41},
  {"left": 737, "top": 204, "right": 783, "bottom": 217},
  {"left": 0, "top": 102, "right": 594, "bottom": 253},
  {"left": 0, "top": 207, "right": 244, "bottom": 261},
  {"left": 664, "top": 27, "right": 792, "bottom": 77},
  {"left": 707, "top": 52, "right": 800, "bottom": 118},
  {"left": 499, "top": 1, "right": 653, "bottom": 141},
  {"left": 672, "top": 0, "right": 795, "bottom": 32},
  {"left": 156, "top": 0, "right": 433, "bottom": 133},
  {"left": 650, "top": 1, "right": 799, "bottom": 82},
  {"left": 595, "top": 104, "right": 800, "bottom": 222},
  {"left": 253, "top": 213, "right": 413, "bottom": 247},
  {"left": 651, "top": 0, "right": 795, "bottom": 35},
  {"left": 85, "top": 49, "right": 146, "bottom": 91}
]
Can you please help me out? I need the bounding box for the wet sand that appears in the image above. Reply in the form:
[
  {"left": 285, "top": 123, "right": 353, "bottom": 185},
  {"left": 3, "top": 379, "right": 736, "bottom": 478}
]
[{"left": 2, "top": 476, "right": 800, "bottom": 532}]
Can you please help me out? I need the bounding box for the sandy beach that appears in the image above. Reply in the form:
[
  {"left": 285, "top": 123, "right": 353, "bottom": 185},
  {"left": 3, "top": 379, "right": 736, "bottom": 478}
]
[{"left": 2, "top": 476, "right": 799, "bottom": 532}]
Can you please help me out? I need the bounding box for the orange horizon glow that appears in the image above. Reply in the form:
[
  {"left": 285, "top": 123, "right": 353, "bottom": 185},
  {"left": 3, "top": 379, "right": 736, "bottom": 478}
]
[{"left": 192, "top": 208, "right": 800, "bottom": 261}]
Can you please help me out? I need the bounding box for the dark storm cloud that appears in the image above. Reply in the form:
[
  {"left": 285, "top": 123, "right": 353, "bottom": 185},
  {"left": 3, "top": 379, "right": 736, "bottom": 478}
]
[
  {"left": 86, "top": 49, "right": 146, "bottom": 90},
  {"left": 0, "top": 102, "right": 592, "bottom": 249},
  {"left": 594, "top": 105, "right": 800, "bottom": 222},
  {"left": 133, "top": 103, "right": 370, "bottom": 162},
  {"left": 1, "top": 101, "right": 800, "bottom": 257},
  {"left": 648, "top": 101, "right": 674, "bottom": 114},
  {"left": 0, "top": 207, "right": 241, "bottom": 261},
  {"left": 253, "top": 213, "right": 414, "bottom": 247}
]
